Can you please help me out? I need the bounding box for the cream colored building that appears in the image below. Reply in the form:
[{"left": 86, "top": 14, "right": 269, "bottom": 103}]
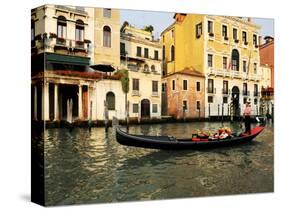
[
  {"left": 31, "top": 5, "right": 126, "bottom": 123},
  {"left": 93, "top": 8, "right": 120, "bottom": 68},
  {"left": 120, "top": 25, "right": 162, "bottom": 120}
]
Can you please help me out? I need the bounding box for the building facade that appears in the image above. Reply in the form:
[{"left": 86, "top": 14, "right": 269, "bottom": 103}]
[
  {"left": 161, "top": 14, "right": 262, "bottom": 119},
  {"left": 259, "top": 36, "right": 274, "bottom": 116},
  {"left": 120, "top": 25, "right": 162, "bottom": 121},
  {"left": 31, "top": 5, "right": 126, "bottom": 123}
]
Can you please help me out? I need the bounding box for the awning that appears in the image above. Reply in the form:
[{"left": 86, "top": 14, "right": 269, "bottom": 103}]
[{"left": 89, "top": 64, "right": 115, "bottom": 72}]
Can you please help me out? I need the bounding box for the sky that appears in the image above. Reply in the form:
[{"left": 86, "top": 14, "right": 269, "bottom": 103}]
[{"left": 121, "top": 9, "right": 274, "bottom": 39}]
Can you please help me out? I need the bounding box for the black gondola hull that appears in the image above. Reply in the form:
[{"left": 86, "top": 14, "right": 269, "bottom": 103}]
[{"left": 115, "top": 125, "right": 265, "bottom": 150}]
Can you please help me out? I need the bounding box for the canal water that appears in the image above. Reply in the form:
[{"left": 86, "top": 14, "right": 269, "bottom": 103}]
[{"left": 39, "top": 121, "right": 273, "bottom": 206}]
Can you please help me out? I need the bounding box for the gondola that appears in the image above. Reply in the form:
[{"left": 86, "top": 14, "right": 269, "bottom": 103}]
[{"left": 115, "top": 124, "right": 265, "bottom": 150}]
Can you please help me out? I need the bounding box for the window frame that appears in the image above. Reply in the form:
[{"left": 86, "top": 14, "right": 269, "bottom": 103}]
[
  {"left": 132, "top": 78, "right": 139, "bottom": 91},
  {"left": 103, "top": 25, "right": 111, "bottom": 47}
]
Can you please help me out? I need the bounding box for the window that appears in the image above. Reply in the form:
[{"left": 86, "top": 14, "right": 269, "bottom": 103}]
[
  {"left": 57, "top": 16, "right": 67, "bottom": 39},
  {"left": 172, "top": 80, "right": 176, "bottom": 90},
  {"left": 183, "top": 101, "right": 188, "bottom": 110},
  {"left": 223, "top": 56, "right": 227, "bottom": 69},
  {"left": 222, "top": 25, "right": 228, "bottom": 39},
  {"left": 144, "top": 64, "right": 149, "bottom": 72},
  {"left": 154, "top": 50, "right": 159, "bottom": 60},
  {"left": 254, "top": 98, "right": 258, "bottom": 105},
  {"left": 120, "top": 42, "right": 126, "bottom": 56},
  {"left": 242, "top": 31, "right": 247, "bottom": 44},
  {"left": 183, "top": 80, "right": 188, "bottom": 90},
  {"left": 75, "top": 20, "right": 84, "bottom": 42},
  {"left": 137, "top": 46, "right": 142, "bottom": 57},
  {"left": 223, "top": 80, "right": 228, "bottom": 94},
  {"left": 152, "top": 104, "right": 158, "bottom": 113},
  {"left": 133, "top": 78, "right": 139, "bottom": 91},
  {"left": 254, "top": 84, "right": 258, "bottom": 96},
  {"left": 208, "top": 96, "right": 213, "bottom": 103},
  {"left": 162, "top": 83, "right": 167, "bottom": 92},
  {"left": 103, "top": 26, "right": 111, "bottom": 47},
  {"left": 253, "top": 34, "right": 257, "bottom": 46},
  {"left": 196, "top": 82, "right": 200, "bottom": 91},
  {"left": 151, "top": 65, "right": 155, "bottom": 72},
  {"left": 208, "top": 21, "right": 213, "bottom": 34},
  {"left": 208, "top": 54, "right": 213, "bottom": 67},
  {"left": 243, "top": 83, "right": 248, "bottom": 95},
  {"left": 106, "top": 92, "right": 115, "bottom": 110},
  {"left": 243, "top": 97, "right": 247, "bottom": 104},
  {"left": 162, "top": 46, "right": 165, "bottom": 60},
  {"left": 103, "top": 9, "right": 111, "bottom": 18},
  {"left": 233, "top": 28, "right": 238, "bottom": 40},
  {"left": 196, "top": 101, "right": 200, "bottom": 110},
  {"left": 133, "top": 104, "right": 139, "bottom": 113},
  {"left": 254, "top": 63, "right": 257, "bottom": 74},
  {"left": 152, "top": 81, "right": 158, "bottom": 92},
  {"left": 144, "top": 48, "right": 149, "bottom": 58},
  {"left": 243, "top": 61, "right": 247, "bottom": 72},
  {"left": 231, "top": 49, "right": 239, "bottom": 71},
  {"left": 208, "top": 79, "right": 214, "bottom": 93},
  {"left": 196, "top": 22, "right": 202, "bottom": 38},
  {"left": 171, "top": 45, "right": 175, "bottom": 61},
  {"left": 223, "top": 97, "right": 228, "bottom": 104}
]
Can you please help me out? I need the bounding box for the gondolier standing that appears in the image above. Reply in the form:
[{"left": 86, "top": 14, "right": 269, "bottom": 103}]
[{"left": 243, "top": 99, "right": 252, "bottom": 134}]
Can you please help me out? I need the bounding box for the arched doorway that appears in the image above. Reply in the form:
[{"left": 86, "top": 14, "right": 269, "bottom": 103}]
[
  {"left": 232, "top": 86, "right": 240, "bottom": 117},
  {"left": 141, "top": 99, "right": 150, "bottom": 118}
]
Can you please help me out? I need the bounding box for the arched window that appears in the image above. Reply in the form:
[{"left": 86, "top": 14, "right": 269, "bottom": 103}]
[
  {"left": 75, "top": 19, "right": 84, "bottom": 42},
  {"left": 106, "top": 92, "right": 115, "bottom": 110},
  {"left": 57, "top": 16, "right": 67, "bottom": 39},
  {"left": 231, "top": 49, "right": 239, "bottom": 71},
  {"left": 144, "top": 64, "right": 149, "bottom": 72},
  {"left": 103, "top": 26, "right": 111, "bottom": 47},
  {"left": 171, "top": 45, "right": 175, "bottom": 61},
  {"left": 151, "top": 65, "right": 155, "bottom": 72}
]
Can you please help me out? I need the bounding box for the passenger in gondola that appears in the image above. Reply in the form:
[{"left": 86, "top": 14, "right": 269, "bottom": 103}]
[{"left": 243, "top": 99, "right": 252, "bottom": 135}]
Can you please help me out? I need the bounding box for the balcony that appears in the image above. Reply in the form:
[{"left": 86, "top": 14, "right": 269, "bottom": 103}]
[{"left": 33, "top": 35, "right": 91, "bottom": 57}]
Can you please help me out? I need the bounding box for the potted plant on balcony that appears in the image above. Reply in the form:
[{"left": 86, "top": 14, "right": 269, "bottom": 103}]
[
  {"left": 244, "top": 41, "right": 248, "bottom": 45},
  {"left": 49, "top": 32, "right": 57, "bottom": 39},
  {"left": 34, "top": 34, "right": 42, "bottom": 41},
  {"left": 224, "top": 36, "right": 229, "bottom": 41},
  {"left": 57, "top": 37, "right": 65, "bottom": 44},
  {"left": 234, "top": 39, "right": 239, "bottom": 43},
  {"left": 209, "top": 32, "right": 214, "bottom": 37}
]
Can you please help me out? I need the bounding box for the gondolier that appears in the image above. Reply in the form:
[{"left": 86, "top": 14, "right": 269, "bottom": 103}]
[{"left": 243, "top": 99, "right": 252, "bottom": 135}]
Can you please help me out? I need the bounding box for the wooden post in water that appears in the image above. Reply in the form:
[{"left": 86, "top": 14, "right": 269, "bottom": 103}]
[
  {"left": 104, "top": 100, "right": 109, "bottom": 133},
  {"left": 222, "top": 103, "right": 224, "bottom": 123},
  {"left": 209, "top": 103, "right": 211, "bottom": 120},
  {"left": 218, "top": 104, "right": 220, "bottom": 121}
]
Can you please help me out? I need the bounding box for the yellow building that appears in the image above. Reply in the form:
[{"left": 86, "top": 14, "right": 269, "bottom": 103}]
[
  {"left": 161, "top": 13, "right": 262, "bottom": 119},
  {"left": 120, "top": 25, "right": 162, "bottom": 121}
]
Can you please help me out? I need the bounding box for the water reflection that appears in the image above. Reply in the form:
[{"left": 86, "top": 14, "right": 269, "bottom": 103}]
[{"left": 39, "top": 121, "right": 273, "bottom": 205}]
